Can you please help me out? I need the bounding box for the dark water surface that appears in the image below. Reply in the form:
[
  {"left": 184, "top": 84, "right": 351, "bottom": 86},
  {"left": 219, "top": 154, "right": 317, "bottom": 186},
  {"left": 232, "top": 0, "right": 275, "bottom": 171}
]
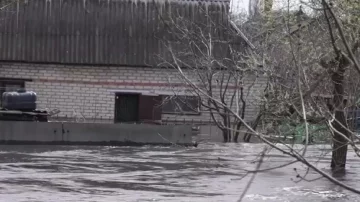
[{"left": 0, "top": 143, "right": 359, "bottom": 202}]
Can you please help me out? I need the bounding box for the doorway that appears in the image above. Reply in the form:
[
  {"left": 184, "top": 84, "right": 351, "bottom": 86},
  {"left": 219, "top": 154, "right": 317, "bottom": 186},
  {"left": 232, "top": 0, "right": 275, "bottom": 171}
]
[{"left": 114, "top": 93, "right": 139, "bottom": 123}]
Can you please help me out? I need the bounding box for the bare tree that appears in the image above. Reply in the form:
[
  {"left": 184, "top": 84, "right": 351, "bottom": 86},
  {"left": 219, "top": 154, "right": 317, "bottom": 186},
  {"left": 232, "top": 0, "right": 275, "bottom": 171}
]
[
  {"left": 159, "top": 0, "right": 360, "bottom": 195},
  {"left": 157, "top": 5, "right": 264, "bottom": 143},
  {"left": 239, "top": 0, "right": 360, "bottom": 170}
]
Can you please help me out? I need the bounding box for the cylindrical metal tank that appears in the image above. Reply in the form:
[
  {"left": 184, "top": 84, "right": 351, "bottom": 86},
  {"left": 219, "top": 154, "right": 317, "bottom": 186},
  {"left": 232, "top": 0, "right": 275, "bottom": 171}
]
[{"left": 2, "top": 90, "right": 37, "bottom": 111}]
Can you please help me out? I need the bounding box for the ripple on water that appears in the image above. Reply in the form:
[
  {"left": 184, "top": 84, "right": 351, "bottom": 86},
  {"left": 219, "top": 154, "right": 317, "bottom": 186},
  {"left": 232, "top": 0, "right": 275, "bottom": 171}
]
[{"left": 0, "top": 144, "right": 359, "bottom": 202}]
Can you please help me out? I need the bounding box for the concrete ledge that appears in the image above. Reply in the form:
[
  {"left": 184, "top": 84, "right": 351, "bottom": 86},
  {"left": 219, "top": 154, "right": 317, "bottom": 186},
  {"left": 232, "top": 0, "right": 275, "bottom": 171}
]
[
  {"left": 0, "top": 140, "right": 194, "bottom": 147},
  {"left": 0, "top": 121, "right": 193, "bottom": 146}
]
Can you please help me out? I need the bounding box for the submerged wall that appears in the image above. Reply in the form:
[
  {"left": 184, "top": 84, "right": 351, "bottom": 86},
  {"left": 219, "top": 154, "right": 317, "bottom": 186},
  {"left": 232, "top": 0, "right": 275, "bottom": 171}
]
[{"left": 0, "top": 121, "right": 192, "bottom": 146}]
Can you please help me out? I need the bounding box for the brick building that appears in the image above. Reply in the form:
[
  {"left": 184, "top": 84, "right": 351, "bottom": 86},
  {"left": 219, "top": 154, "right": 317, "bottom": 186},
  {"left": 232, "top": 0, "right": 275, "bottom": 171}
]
[{"left": 0, "top": 0, "right": 264, "bottom": 124}]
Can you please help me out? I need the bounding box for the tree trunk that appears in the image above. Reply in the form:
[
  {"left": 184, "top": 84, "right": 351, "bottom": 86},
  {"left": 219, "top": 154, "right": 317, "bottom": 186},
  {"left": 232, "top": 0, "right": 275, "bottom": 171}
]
[
  {"left": 330, "top": 56, "right": 350, "bottom": 170},
  {"left": 244, "top": 113, "right": 262, "bottom": 142},
  {"left": 222, "top": 128, "right": 233, "bottom": 143},
  {"left": 222, "top": 129, "right": 229, "bottom": 142},
  {"left": 234, "top": 87, "right": 246, "bottom": 143},
  {"left": 233, "top": 122, "right": 242, "bottom": 143},
  {"left": 331, "top": 110, "right": 349, "bottom": 170},
  {"left": 221, "top": 109, "right": 232, "bottom": 142},
  {"left": 227, "top": 115, "right": 232, "bottom": 142}
]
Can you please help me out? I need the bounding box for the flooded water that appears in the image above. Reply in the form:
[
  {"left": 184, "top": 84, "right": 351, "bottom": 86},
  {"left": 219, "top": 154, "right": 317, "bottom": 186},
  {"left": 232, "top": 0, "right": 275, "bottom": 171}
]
[{"left": 0, "top": 143, "right": 359, "bottom": 202}]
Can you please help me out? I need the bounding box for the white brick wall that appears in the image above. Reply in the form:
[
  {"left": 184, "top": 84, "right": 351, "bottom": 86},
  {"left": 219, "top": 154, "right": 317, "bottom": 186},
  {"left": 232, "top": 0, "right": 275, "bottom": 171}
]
[{"left": 0, "top": 63, "right": 267, "bottom": 123}]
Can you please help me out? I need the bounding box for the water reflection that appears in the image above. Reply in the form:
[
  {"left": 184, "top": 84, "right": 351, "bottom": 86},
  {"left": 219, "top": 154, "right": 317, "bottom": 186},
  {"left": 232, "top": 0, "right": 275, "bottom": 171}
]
[{"left": 0, "top": 144, "right": 358, "bottom": 202}]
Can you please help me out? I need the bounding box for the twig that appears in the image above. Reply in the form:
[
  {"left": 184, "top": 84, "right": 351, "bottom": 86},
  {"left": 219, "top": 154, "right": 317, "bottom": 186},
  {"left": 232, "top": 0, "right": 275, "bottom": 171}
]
[
  {"left": 243, "top": 160, "right": 298, "bottom": 173},
  {"left": 157, "top": 133, "right": 186, "bottom": 148}
]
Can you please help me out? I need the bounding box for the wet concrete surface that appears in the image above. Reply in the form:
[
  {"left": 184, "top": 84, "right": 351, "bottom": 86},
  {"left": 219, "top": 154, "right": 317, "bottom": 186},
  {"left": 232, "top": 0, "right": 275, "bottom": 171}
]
[{"left": 0, "top": 143, "right": 359, "bottom": 202}]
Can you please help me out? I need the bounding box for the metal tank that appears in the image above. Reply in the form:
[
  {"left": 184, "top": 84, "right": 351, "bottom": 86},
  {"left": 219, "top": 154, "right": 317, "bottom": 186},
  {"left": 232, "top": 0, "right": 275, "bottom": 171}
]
[{"left": 2, "top": 90, "right": 37, "bottom": 111}]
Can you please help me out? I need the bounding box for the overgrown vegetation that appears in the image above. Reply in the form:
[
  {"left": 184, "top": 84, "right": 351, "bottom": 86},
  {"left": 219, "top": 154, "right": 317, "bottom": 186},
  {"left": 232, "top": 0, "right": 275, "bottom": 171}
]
[{"left": 162, "top": 0, "right": 360, "bottom": 195}]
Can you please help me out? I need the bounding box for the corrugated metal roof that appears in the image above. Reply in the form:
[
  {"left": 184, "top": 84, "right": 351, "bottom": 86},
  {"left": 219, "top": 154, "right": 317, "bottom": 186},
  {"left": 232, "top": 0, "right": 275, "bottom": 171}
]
[{"left": 0, "top": 0, "right": 234, "bottom": 66}]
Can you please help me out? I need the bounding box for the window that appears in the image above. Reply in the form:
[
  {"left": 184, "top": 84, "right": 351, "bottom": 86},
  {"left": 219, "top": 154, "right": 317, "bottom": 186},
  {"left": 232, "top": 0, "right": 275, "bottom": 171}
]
[
  {"left": 0, "top": 79, "right": 26, "bottom": 107},
  {"left": 162, "top": 95, "right": 201, "bottom": 115}
]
